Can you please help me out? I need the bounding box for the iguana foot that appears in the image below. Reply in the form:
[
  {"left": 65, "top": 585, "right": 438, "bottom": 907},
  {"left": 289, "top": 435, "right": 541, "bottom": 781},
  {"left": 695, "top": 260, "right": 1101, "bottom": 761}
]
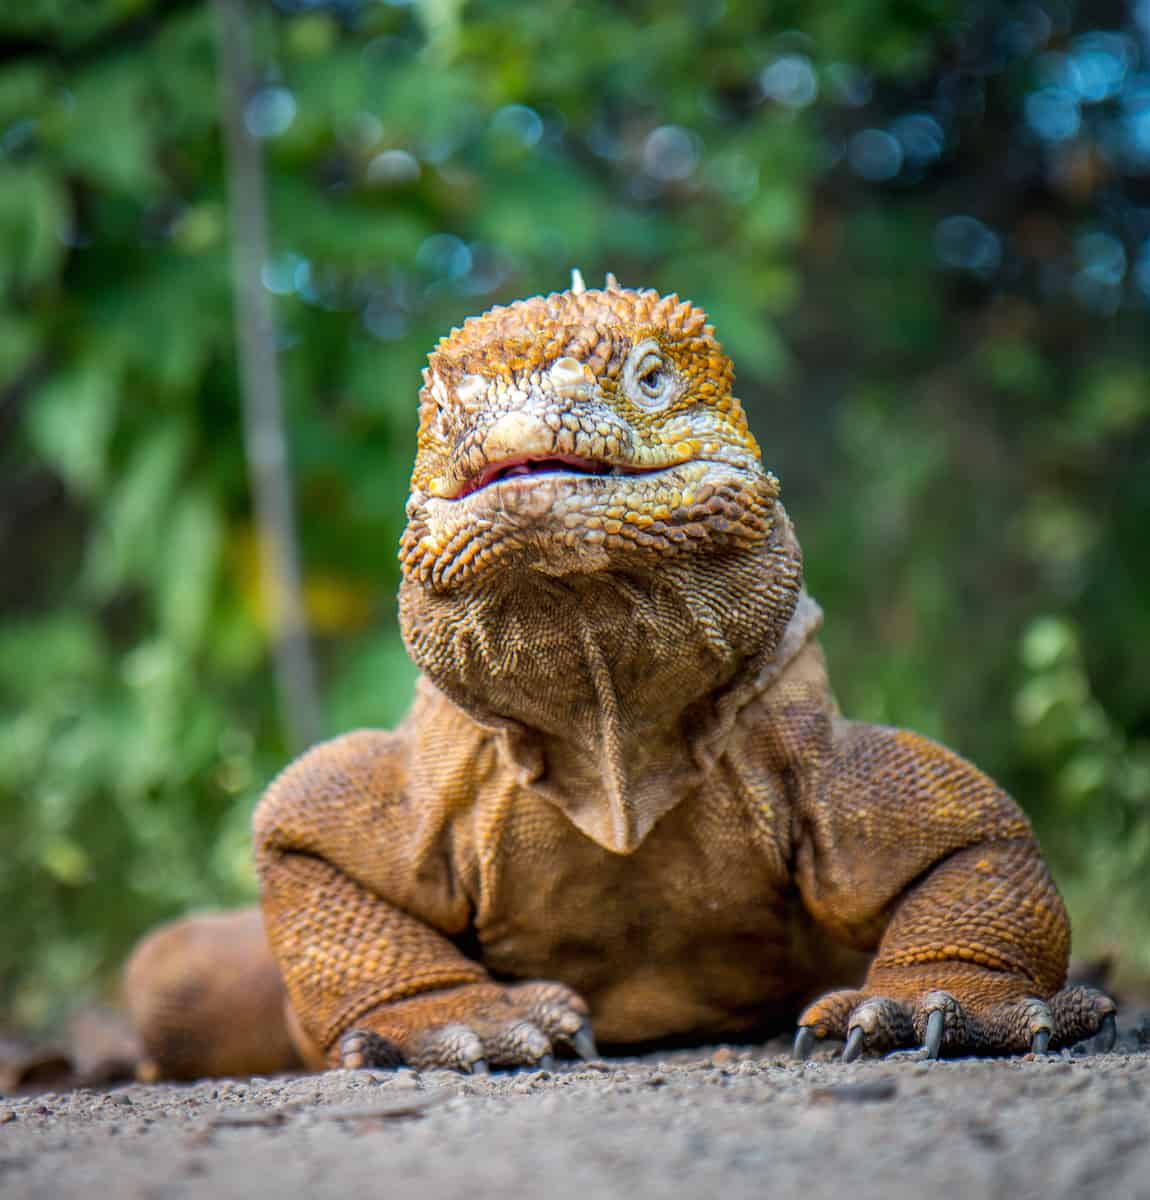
[
  {"left": 793, "top": 982, "right": 1115, "bottom": 1061},
  {"left": 333, "top": 981, "right": 595, "bottom": 1072}
]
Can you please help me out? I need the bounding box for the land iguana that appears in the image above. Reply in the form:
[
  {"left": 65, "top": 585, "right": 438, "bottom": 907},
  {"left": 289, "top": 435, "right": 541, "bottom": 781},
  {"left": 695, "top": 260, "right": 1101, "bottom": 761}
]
[{"left": 124, "top": 274, "right": 1116, "bottom": 1078}]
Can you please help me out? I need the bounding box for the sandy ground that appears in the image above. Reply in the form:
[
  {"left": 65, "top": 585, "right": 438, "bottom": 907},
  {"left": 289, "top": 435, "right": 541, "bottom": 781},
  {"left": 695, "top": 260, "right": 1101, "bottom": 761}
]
[{"left": 3, "top": 1032, "right": 1149, "bottom": 1200}]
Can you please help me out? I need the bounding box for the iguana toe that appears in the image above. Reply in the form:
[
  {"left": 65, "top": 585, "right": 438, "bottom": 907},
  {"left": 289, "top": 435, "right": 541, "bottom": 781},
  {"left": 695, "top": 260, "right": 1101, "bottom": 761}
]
[
  {"left": 331, "top": 980, "right": 591, "bottom": 1073},
  {"left": 570, "top": 1020, "right": 598, "bottom": 1060},
  {"left": 922, "top": 1008, "right": 945, "bottom": 1059},
  {"left": 882, "top": 1002, "right": 959, "bottom": 1061},
  {"left": 338, "top": 1029, "right": 404, "bottom": 1069},
  {"left": 1049, "top": 984, "right": 1117, "bottom": 1050},
  {"left": 849, "top": 995, "right": 917, "bottom": 1053},
  {"left": 793, "top": 1026, "right": 816, "bottom": 1061},
  {"left": 476, "top": 1017, "right": 552, "bottom": 1067},
  {"left": 500, "top": 981, "right": 594, "bottom": 1060},
  {"left": 796, "top": 978, "right": 1116, "bottom": 1059},
  {"left": 797, "top": 990, "right": 921, "bottom": 1060},
  {"left": 841, "top": 1026, "right": 865, "bottom": 1063},
  {"left": 977, "top": 995, "right": 1053, "bottom": 1055},
  {"left": 409, "top": 1022, "right": 488, "bottom": 1072}
]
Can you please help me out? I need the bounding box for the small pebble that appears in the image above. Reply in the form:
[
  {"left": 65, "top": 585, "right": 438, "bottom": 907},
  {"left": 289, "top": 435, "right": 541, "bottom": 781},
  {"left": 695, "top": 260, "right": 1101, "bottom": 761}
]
[{"left": 387, "top": 1073, "right": 421, "bottom": 1091}]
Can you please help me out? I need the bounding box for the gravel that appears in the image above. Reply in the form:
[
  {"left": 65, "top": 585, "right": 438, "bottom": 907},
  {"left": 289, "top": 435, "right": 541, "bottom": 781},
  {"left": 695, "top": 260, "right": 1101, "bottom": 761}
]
[{"left": 2, "top": 1039, "right": 1148, "bottom": 1200}]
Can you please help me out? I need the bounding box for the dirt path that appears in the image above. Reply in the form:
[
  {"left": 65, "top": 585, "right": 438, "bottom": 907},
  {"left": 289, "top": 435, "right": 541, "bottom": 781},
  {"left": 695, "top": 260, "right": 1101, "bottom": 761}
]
[{"left": 3, "top": 1039, "right": 1148, "bottom": 1200}]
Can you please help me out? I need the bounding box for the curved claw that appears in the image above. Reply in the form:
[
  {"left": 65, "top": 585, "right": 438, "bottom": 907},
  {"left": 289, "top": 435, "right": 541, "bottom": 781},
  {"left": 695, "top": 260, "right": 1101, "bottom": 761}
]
[
  {"left": 469, "top": 1058, "right": 490, "bottom": 1076},
  {"left": 1030, "top": 1028, "right": 1051, "bottom": 1056},
  {"left": 923, "top": 1008, "right": 945, "bottom": 1060},
  {"left": 571, "top": 1021, "right": 598, "bottom": 1061},
  {"left": 1096, "top": 1013, "right": 1117, "bottom": 1054},
  {"left": 842, "top": 1026, "right": 865, "bottom": 1063},
  {"left": 538, "top": 1054, "right": 556, "bottom": 1072},
  {"left": 793, "top": 1026, "right": 816, "bottom": 1062}
]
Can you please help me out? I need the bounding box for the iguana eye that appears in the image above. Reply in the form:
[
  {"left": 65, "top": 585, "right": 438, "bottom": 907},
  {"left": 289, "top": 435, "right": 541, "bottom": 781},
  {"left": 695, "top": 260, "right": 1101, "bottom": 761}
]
[
  {"left": 637, "top": 360, "right": 666, "bottom": 397},
  {"left": 624, "top": 340, "right": 676, "bottom": 409}
]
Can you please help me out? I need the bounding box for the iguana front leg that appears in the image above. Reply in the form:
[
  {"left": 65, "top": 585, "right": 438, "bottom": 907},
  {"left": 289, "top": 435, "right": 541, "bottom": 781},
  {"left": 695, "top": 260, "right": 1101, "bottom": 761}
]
[
  {"left": 256, "top": 730, "right": 592, "bottom": 1072},
  {"left": 793, "top": 724, "right": 1116, "bottom": 1059},
  {"left": 260, "top": 849, "right": 592, "bottom": 1070}
]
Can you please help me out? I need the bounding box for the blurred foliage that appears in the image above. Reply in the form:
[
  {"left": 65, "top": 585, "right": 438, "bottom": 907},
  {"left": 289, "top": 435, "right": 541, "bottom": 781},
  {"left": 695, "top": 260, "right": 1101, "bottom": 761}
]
[{"left": 1, "top": 0, "right": 1148, "bottom": 1026}]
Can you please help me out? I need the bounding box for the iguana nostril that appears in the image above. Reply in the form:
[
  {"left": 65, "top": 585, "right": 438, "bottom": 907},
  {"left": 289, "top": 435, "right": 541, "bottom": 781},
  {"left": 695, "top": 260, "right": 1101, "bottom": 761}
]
[
  {"left": 481, "top": 411, "right": 556, "bottom": 461},
  {"left": 549, "top": 355, "right": 590, "bottom": 396}
]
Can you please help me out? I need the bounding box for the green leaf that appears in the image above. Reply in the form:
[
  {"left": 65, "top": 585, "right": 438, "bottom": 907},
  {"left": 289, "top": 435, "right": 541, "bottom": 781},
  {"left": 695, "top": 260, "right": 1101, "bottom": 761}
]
[
  {"left": 0, "top": 62, "right": 48, "bottom": 124},
  {"left": 0, "top": 167, "right": 66, "bottom": 292},
  {"left": 25, "top": 355, "right": 120, "bottom": 497},
  {"left": 0, "top": 315, "right": 39, "bottom": 378},
  {"left": 52, "top": 62, "right": 159, "bottom": 194},
  {"left": 86, "top": 421, "right": 190, "bottom": 597},
  {"left": 0, "top": 614, "right": 104, "bottom": 700}
]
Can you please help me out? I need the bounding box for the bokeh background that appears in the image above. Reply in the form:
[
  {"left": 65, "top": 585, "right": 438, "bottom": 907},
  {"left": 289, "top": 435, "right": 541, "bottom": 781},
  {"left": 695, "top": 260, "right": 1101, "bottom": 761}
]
[{"left": 2, "top": 0, "right": 1148, "bottom": 1030}]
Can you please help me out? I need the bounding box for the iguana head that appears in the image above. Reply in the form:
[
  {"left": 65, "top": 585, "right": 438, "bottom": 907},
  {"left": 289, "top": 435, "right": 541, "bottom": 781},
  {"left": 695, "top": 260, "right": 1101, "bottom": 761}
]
[
  {"left": 397, "top": 277, "right": 807, "bottom": 852},
  {"left": 399, "top": 274, "right": 779, "bottom": 589}
]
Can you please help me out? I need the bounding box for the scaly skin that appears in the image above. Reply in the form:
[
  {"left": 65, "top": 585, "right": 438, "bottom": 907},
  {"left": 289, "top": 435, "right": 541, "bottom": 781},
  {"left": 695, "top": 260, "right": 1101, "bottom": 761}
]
[{"left": 124, "top": 276, "right": 1114, "bottom": 1078}]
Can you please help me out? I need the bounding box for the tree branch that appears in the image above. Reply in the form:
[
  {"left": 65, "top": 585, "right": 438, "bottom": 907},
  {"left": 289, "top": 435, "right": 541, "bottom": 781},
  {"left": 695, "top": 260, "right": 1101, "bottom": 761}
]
[{"left": 212, "top": 0, "right": 322, "bottom": 751}]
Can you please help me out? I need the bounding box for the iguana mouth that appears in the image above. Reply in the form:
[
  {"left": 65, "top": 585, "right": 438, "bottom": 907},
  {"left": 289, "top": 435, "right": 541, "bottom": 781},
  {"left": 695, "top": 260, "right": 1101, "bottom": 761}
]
[{"left": 454, "top": 453, "right": 654, "bottom": 499}]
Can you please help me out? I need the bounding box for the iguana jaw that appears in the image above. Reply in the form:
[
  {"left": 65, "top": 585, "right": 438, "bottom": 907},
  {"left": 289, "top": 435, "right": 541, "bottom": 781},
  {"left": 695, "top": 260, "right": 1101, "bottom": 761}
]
[
  {"left": 401, "top": 456, "right": 775, "bottom": 591},
  {"left": 448, "top": 451, "right": 661, "bottom": 500}
]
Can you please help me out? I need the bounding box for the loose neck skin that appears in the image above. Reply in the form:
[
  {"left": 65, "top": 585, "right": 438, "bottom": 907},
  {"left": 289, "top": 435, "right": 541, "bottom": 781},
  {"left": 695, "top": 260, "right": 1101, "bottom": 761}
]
[{"left": 399, "top": 498, "right": 806, "bottom": 853}]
